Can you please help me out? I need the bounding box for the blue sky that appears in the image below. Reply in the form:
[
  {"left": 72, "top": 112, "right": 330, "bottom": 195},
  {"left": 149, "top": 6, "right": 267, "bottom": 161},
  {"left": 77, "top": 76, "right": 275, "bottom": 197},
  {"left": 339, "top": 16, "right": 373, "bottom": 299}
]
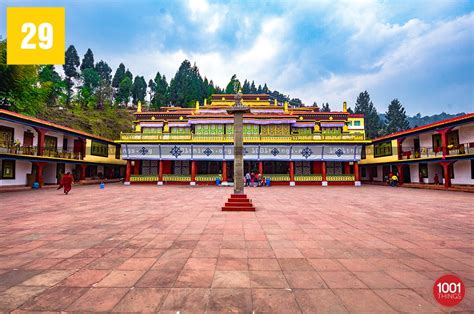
[{"left": 1, "top": 0, "right": 473, "bottom": 115}]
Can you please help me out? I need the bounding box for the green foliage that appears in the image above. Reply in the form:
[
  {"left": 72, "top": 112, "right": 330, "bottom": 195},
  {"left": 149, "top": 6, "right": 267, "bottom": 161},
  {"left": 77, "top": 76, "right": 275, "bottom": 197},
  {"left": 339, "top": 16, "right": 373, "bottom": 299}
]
[
  {"left": 354, "top": 91, "right": 383, "bottom": 139},
  {"left": 80, "top": 48, "right": 94, "bottom": 71},
  {"left": 321, "top": 103, "right": 331, "bottom": 112},
  {"left": 131, "top": 75, "right": 147, "bottom": 105},
  {"left": 63, "top": 45, "right": 80, "bottom": 105},
  {"left": 169, "top": 60, "right": 204, "bottom": 107},
  {"left": 112, "top": 63, "right": 126, "bottom": 88},
  {"left": 117, "top": 76, "right": 132, "bottom": 105},
  {"left": 384, "top": 98, "right": 409, "bottom": 134},
  {"left": 150, "top": 71, "right": 169, "bottom": 109},
  {"left": 0, "top": 40, "right": 46, "bottom": 114},
  {"left": 225, "top": 74, "right": 240, "bottom": 93}
]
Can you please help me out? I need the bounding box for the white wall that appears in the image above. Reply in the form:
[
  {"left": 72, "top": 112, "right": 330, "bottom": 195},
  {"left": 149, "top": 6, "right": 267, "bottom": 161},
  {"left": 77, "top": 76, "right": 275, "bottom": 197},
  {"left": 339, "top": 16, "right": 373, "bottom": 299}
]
[
  {"left": 458, "top": 124, "right": 474, "bottom": 144},
  {"left": 409, "top": 164, "right": 420, "bottom": 183},
  {"left": 0, "top": 120, "right": 39, "bottom": 146},
  {"left": 452, "top": 159, "right": 473, "bottom": 185},
  {"left": 0, "top": 159, "right": 31, "bottom": 186},
  {"left": 419, "top": 133, "right": 433, "bottom": 148}
]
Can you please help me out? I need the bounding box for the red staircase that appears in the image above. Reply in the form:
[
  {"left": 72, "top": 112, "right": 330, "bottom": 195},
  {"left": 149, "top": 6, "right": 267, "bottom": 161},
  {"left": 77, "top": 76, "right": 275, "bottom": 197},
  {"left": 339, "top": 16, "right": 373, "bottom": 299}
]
[{"left": 222, "top": 194, "right": 255, "bottom": 211}]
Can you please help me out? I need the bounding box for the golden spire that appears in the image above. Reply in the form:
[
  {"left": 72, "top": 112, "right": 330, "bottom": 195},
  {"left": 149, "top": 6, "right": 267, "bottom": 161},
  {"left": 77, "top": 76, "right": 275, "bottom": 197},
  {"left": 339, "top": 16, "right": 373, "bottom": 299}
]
[{"left": 137, "top": 101, "right": 142, "bottom": 113}]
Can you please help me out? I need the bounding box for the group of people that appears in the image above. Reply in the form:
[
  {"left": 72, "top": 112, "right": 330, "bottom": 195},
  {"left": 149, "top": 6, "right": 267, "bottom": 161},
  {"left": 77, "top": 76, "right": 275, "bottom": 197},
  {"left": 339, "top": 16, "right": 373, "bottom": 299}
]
[
  {"left": 387, "top": 172, "right": 399, "bottom": 187},
  {"left": 245, "top": 172, "right": 266, "bottom": 187}
]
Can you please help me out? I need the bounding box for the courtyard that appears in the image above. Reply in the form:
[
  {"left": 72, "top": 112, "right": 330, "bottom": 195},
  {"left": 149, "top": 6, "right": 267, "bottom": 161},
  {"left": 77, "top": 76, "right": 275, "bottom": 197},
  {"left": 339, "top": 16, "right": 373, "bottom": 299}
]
[{"left": 0, "top": 184, "right": 472, "bottom": 312}]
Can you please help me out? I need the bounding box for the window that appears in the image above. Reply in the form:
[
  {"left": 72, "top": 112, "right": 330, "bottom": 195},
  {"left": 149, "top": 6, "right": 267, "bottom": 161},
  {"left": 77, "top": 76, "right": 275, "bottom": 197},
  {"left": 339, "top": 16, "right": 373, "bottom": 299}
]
[
  {"left": 1, "top": 160, "right": 15, "bottom": 179},
  {"left": 62, "top": 138, "right": 68, "bottom": 152},
  {"left": 419, "top": 163, "right": 428, "bottom": 178},
  {"left": 142, "top": 160, "right": 158, "bottom": 175},
  {"left": 447, "top": 130, "right": 459, "bottom": 148},
  {"left": 374, "top": 141, "right": 393, "bottom": 157},
  {"left": 0, "top": 126, "right": 14, "bottom": 146},
  {"left": 115, "top": 145, "right": 121, "bottom": 159},
  {"left": 295, "top": 161, "right": 311, "bottom": 175},
  {"left": 45, "top": 136, "right": 57, "bottom": 150},
  {"left": 142, "top": 127, "right": 162, "bottom": 133},
  {"left": 326, "top": 162, "right": 343, "bottom": 175},
  {"left": 361, "top": 146, "right": 366, "bottom": 159},
  {"left": 91, "top": 140, "right": 108, "bottom": 157},
  {"left": 173, "top": 161, "right": 189, "bottom": 175},
  {"left": 432, "top": 134, "right": 442, "bottom": 151},
  {"left": 354, "top": 120, "right": 361, "bottom": 126}
]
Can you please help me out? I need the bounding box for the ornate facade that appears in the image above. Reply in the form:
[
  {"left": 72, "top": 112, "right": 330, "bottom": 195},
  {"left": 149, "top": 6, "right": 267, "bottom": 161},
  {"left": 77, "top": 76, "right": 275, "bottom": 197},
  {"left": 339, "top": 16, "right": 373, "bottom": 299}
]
[{"left": 117, "top": 94, "right": 369, "bottom": 186}]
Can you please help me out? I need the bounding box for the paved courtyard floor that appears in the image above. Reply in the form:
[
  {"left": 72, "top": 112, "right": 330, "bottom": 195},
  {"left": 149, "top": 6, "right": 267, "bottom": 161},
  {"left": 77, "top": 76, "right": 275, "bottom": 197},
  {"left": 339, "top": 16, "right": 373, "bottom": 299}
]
[{"left": 0, "top": 184, "right": 472, "bottom": 313}]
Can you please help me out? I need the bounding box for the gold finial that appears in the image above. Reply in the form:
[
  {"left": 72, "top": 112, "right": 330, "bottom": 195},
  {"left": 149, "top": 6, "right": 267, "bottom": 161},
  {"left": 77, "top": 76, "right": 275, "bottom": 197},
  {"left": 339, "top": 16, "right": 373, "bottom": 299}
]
[
  {"left": 343, "top": 101, "right": 347, "bottom": 112},
  {"left": 274, "top": 99, "right": 277, "bottom": 106},
  {"left": 284, "top": 101, "right": 288, "bottom": 113},
  {"left": 195, "top": 100, "right": 200, "bottom": 111},
  {"left": 137, "top": 101, "right": 142, "bottom": 113},
  {"left": 204, "top": 98, "right": 207, "bottom": 106}
]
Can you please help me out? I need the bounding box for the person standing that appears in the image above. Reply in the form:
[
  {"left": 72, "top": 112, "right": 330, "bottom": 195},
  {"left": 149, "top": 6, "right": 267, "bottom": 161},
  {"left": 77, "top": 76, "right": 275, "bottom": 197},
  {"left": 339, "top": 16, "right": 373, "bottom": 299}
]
[{"left": 60, "top": 172, "right": 74, "bottom": 194}]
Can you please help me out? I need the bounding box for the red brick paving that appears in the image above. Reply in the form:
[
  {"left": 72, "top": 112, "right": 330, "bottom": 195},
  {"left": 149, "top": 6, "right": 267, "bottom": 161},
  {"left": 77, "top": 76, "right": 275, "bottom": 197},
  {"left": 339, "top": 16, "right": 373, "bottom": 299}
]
[{"left": 0, "top": 184, "right": 472, "bottom": 312}]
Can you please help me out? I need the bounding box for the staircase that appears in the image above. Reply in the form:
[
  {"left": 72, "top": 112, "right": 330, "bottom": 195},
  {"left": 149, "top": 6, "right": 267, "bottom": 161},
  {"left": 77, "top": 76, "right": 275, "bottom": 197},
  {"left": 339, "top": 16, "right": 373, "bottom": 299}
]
[{"left": 222, "top": 194, "right": 255, "bottom": 211}]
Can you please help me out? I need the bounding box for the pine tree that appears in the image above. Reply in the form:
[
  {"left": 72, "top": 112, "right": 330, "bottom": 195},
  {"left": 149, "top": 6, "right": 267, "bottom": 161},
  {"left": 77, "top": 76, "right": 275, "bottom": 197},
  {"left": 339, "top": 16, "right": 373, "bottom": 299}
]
[
  {"left": 63, "top": 45, "right": 80, "bottom": 106},
  {"left": 242, "top": 80, "right": 250, "bottom": 93},
  {"left": 38, "top": 65, "right": 64, "bottom": 107},
  {"left": 117, "top": 77, "right": 132, "bottom": 105},
  {"left": 354, "top": 91, "right": 383, "bottom": 139},
  {"left": 80, "top": 48, "right": 94, "bottom": 71},
  {"left": 131, "top": 76, "right": 147, "bottom": 105},
  {"left": 112, "top": 63, "right": 126, "bottom": 88},
  {"left": 257, "top": 84, "right": 262, "bottom": 93},
  {"left": 384, "top": 99, "right": 409, "bottom": 134},
  {"left": 94, "top": 61, "right": 112, "bottom": 109},
  {"left": 225, "top": 74, "right": 240, "bottom": 93},
  {"left": 169, "top": 60, "right": 204, "bottom": 107},
  {"left": 321, "top": 103, "right": 331, "bottom": 112},
  {"left": 262, "top": 83, "right": 269, "bottom": 94},
  {"left": 250, "top": 81, "right": 257, "bottom": 93}
]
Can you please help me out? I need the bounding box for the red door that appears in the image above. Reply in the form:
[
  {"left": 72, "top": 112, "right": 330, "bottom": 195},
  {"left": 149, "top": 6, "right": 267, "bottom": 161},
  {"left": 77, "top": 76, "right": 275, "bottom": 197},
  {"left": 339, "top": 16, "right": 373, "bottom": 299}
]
[{"left": 73, "top": 140, "right": 84, "bottom": 159}]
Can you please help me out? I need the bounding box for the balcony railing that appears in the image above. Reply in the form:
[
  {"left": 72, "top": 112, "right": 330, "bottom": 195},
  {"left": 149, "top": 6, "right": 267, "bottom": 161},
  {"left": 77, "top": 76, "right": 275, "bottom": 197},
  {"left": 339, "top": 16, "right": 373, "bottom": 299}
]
[
  {"left": 0, "top": 142, "right": 84, "bottom": 160},
  {"left": 120, "top": 132, "right": 365, "bottom": 142},
  {"left": 400, "top": 142, "right": 474, "bottom": 159}
]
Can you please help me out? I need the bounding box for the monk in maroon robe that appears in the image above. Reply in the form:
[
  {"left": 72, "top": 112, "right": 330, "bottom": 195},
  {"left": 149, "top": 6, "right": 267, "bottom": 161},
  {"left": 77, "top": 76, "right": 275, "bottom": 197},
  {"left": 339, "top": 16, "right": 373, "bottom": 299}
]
[{"left": 61, "top": 172, "right": 73, "bottom": 194}]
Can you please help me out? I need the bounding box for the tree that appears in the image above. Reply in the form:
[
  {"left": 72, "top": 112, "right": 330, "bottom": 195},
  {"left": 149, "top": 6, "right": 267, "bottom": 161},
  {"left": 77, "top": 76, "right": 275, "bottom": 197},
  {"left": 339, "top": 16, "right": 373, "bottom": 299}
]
[
  {"left": 94, "top": 60, "right": 112, "bottom": 109},
  {"left": 117, "top": 76, "right": 132, "bottom": 105},
  {"left": 384, "top": 99, "right": 409, "bottom": 134},
  {"left": 169, "top": 60, "right": 204, "bottom": 107},
  {"left": 262, "top": 83, "right": 269, "bottom": 94},
  {"left": 63, "top": 45, "right": 80, "bottom": 105},
  {"left": 354, "top": 91, "right": 383, "bottom": 139},
  {"left": 242, "top": 80, "right": 250, "bottom": 93},
  {"left": 346, "top": 106, "right": 354, "bottom": 114},
  {"left": 250, "top": 81, "right": 257, "bottom": 93},
  {"left": 38, "top": 65, "right": 64, "bottom": 107},
  {"left": 79, "top": 68, "right": 100, "bottom": 107},
  {"left": 80, "top": 48, "right": 94, "bottom": 71},
  {"left": 225, "top": 74, "right": 240, "bottom": 93},
  {"left": 289, "top": 98, "right": 303, "bottom": 107},
  {"left": 321, "top": 103, "right": 331, "bottom": 112},
  {"left": 131, "top": 76, "right": 147, "bottom": 105},
  {"left": 112, "top": 63, "right": 126, "bottom": 88}
]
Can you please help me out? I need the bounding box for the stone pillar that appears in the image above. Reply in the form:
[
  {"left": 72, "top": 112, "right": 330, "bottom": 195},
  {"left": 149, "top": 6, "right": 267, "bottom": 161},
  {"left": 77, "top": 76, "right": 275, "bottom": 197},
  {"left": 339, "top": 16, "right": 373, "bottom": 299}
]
[
  {"left": 322, "top": 161, "right": 328, "bottom": 186},
  {"left": 354, "top": 161, "right": 361, "bottom": 186},
  {"left": 125, "top": 160, "right": 131, "bottom": 185},
  {"left": 191, "top": 160, "right": 197, "bottom": 185},
  {"left": 233, "top": 111, "right": 245, "bottom": 193},
  {"left": 222, "top": 161, "right": 228, "bottom": 183},
  {"left": 289, "top": 161, "right": 295, "bottom": 186},
  {"left": 158, "top": 160, "right": 164, "bottom": 185}
]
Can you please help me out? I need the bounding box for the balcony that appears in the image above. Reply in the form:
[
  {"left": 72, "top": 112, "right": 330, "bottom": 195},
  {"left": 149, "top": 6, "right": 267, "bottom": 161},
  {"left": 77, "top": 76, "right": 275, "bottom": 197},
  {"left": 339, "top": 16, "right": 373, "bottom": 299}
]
[
  {"left": 0, "top": 142, "right": 84, "bottom": 160},
  {"left": 119, "top": 132, "right": 366, "bottom": 142},
  {"left": 400, "top": 142, "right": 474, "bottom": 159}
]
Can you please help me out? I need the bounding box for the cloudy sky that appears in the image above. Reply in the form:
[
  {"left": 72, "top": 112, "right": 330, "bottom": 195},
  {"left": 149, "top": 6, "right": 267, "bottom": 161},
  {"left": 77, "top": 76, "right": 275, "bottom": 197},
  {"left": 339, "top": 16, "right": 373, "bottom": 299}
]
[{"left": 1, "top": 0, "right": 473, "bottom": 115}]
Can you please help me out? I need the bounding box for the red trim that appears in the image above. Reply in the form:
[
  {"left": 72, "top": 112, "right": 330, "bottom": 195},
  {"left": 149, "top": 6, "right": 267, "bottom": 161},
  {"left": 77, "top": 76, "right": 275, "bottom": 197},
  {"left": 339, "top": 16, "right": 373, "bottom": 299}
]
[{"left": 372, "top": 113, "right": 474, "bottom": 142}]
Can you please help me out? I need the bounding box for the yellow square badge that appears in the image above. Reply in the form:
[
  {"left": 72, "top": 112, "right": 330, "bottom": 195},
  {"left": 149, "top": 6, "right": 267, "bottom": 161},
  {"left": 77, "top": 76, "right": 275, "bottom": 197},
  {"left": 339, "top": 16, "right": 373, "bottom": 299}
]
[{"left": 7, "top": 7, "right": 65, "bottom": 65}]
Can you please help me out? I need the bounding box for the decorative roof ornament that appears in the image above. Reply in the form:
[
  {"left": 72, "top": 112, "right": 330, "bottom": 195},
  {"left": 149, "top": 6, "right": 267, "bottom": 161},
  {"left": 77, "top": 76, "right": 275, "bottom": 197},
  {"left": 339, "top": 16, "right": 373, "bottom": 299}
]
[{"left": 137, "top": 101, "right": 142, "bottom": 113}]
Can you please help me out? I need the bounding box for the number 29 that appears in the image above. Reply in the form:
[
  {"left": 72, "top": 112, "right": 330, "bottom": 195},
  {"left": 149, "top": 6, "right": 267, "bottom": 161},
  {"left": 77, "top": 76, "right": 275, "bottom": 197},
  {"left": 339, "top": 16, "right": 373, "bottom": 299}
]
[{"left": 21, "top": 22, "right": 53, "bottom": 50}]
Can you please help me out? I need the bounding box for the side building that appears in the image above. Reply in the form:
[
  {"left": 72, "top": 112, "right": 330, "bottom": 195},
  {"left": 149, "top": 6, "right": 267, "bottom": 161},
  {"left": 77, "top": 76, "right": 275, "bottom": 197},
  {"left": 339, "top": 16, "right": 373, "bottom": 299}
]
[
  {"left": 116, "top": 94, "right": 369, "bottom": 186},
  {"left": 0, "top": 109, "right": 126, "bottom": 188},
  {"left": 359, "top": 113, "right": 474, "bottom": 187}
]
